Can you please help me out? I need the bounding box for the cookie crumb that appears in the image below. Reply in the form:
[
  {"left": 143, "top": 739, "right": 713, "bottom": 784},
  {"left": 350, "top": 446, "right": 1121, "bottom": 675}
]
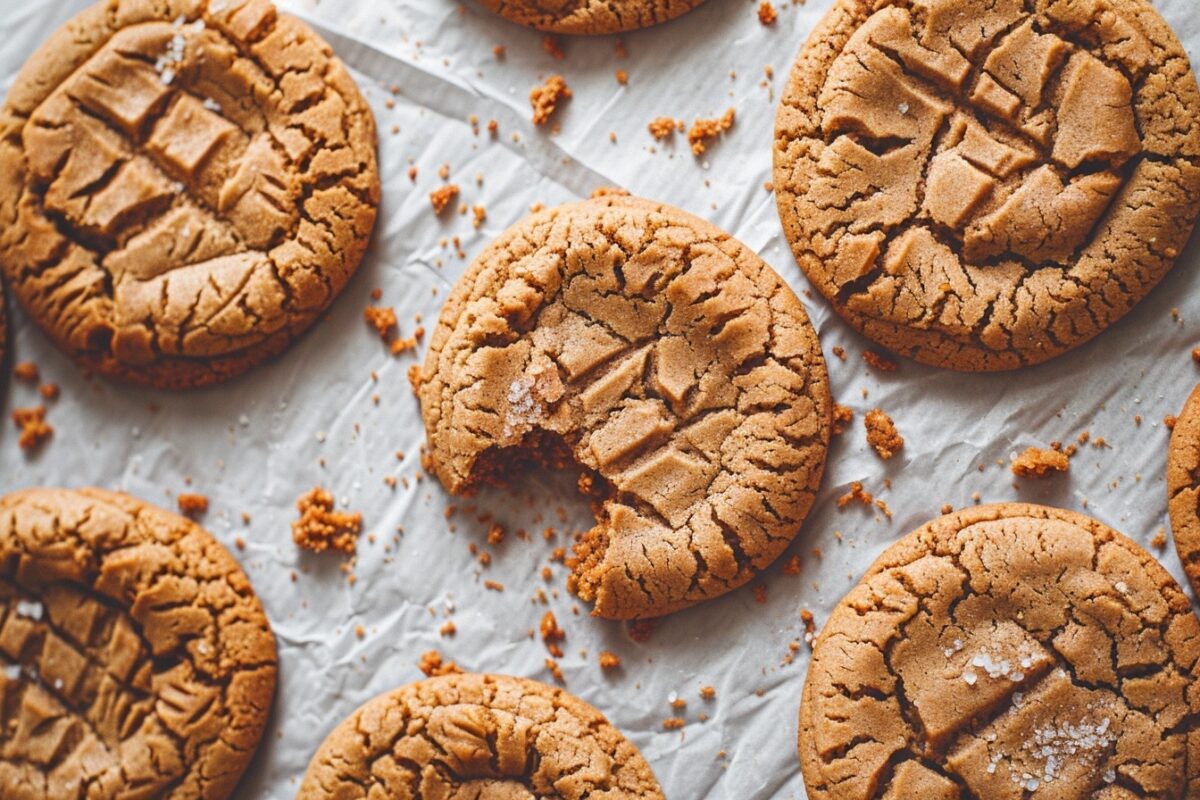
[
  {"left": 177, "top": 493, "right": 209, "bottom": 516},
  {"left": 13, "top": 405, "right": 52, "bottom": 450},
  {"left": 530, "top": 75, "right": 571, "bottom": 125},
  {"left": 418, "top": 650, "right": 461, "bottom": 677},
  {"left": 599, "top": 650, "right": 621, "bottom": 670},
  {"left": 615, "top": 69, "right": 628, "bottom": 85},
  {"left": 544, "top": 657, "right": 565, "bottom": 684},
  {"left": 687, "top": 109, "right": 735, "bottom": 155},
  {"left": 699, "top": 685, "right": 716, "bottom": 700},
  {"left": 662, "top": 717, "right": 685, "bottom": 730},
  {"left": 429, "top": 184, "right": 459, "bottom": 215},
  {"left": 484, "top": 579, "right": 505, "bottom": 592},
  {"left": 439, "top": 620, "right": 457, "bottom": 636},
  {"left": 540, "top": 611, "right": 566, "bottom": 657},
  {"left": 13, "top": 362, "right": 38, "bottom": 382},
  {"left": 836, "top": 481, "right": 873, "bottom": 508},
  {"left": 940, "top": 503, "right": 953, "bottom": 515},
  {"left": 292, "top": 487, "right": 363, "bottom": 554},
  {"left": 831, "top": 404, "right": 854, "bottom": 435},
  {"left": 542, "top": 35, "right": 564, "bottom": 59},
  {"left": 758, "top": 1, "right": 777, "bottom": 25},
  {"left": 781, "top": 554, "right": 803, "bottom": 575},
  {"left": 363, "top": 305, "right": 397, "bottom": 339},
  {"left": 1011, "top": 447, "right": 1070, "bottom": 478},
  {"left": 831, "top": 346, "right": 846, "bottom": 361},
  {"left": 38, "top": 383, "right": 60, "bottom": 401},
  {"left": 1151, "top": 527, "right": 1167, "bottom": 550},
  {"left": 862, "top": 350, "right": 898, "bottom": 372},
  {"left": 648, "top": 116, "right": 678, "bottom": 140},
  {"left": 1165, "top": 415, "right": 1177, "bottom": 430},
  {"left": 864, "top": 409, "right": 903, "bottom": 459}
]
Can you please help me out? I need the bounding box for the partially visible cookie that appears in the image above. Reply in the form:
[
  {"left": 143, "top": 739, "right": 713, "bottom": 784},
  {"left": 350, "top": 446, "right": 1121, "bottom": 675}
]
[
  {"left": 0, "top": 488, "right": 277, "bottom": 799},
  {"left": 417, "top": 194, "right": 832, "bottom": 619},
  {"left": 297, "top": 673, "right": 664, "bottom": 798},
  {"left": 0, "top": 0, "right": 379, "bottom": 388},
  {"left": 774, "top": 0, "right": 1200, "bottom": 370},
  {"left": 477, "top": 0, "right": 705, "bottom": 34},
  {"left": 800, "top": 503, "right": 1200, "bottom": 799},
  {"left": 1167, "top": 383, "right": 1200, "bottom": 598}
]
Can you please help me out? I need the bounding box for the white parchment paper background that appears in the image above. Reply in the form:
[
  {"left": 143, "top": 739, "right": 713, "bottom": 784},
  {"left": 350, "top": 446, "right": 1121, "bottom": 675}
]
[{"left": 3, "top": 0, "right": 1200, "bottom": 796}]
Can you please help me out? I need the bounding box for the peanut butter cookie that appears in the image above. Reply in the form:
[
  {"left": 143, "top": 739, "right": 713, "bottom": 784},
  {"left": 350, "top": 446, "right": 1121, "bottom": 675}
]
[
  {"left": 800, "top": 503, "right": 1200, "bottom": 799},
  {"left": 417, "top": 195, "right": 832, "bottom": 619},
  {"left": 775, "top": 0, "right": 1200, "bottom": 370},
  {"left": 0, "top": 487, "right": 277, "bottom": 799},
  {"left": 1167, "top": 383, "right": 1200, "bottom": 599},
  {"left": 297, "top": 673, "right": 663, "bottom": 798},
  {"left": 478, "top": 0, "right": 704, "bottom": 35},
  {"left": 0, "top": 0, "right": 379, "bottom": 389}
]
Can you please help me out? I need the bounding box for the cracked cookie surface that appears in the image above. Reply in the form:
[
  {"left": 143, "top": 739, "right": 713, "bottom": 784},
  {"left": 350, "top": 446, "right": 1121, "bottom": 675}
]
[
  {"left": 0, "top": 0, "right": 379, "bottom": 389},
  {"left": 297, "top": 673, "right": 663, "bottom": 799},
  {"left": 1166, "top": 384, "right": 1200, "bottom": 600},
  {"left": 477, "top": 0, "right": 704, "bottom": 35},
  {"left": 799, "top": 502, "right": 1200, "bottom": 799},
  {"left": 774, "top": 0, "right": 1200, "bottom": 370},
  {"left": 417, "top": 195, "right": 832, "bottom": 619},
  {"left": 0, "top": 487, "right": 277, "bottom": 799}
]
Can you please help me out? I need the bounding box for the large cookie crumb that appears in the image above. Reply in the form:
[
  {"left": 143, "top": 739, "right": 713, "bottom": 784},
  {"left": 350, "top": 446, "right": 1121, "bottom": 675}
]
[
  {"left": 530, "top": 75, "right": 571, "bottom": 125},
  {"left": 864, "top": 408, "right": 903, "bottom": 459},
  {"left": 292, "top": 487, "right": 362, "bottom": 554},
  {"left": 1011, "top": 446, "right": 1070, "bottom": 477}
]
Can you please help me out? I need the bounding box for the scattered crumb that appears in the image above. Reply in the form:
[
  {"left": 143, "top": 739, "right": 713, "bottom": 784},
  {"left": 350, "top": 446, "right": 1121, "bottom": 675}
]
[
  {"left": 599, "top": 651, "right": 621, "bottom": 670},
  {"left": 801, "top": 609, "right": 817, "bottom": 646},
  {"left": 472, "top": 205, "right": 487, "bottom": 228},
  {"left": 1192, "top": 347, "right": 1200, "bottom": 363},
  {"left": 530, "top": 75, "right": 571, "bottom": 125},
  {"left": 291, "top": 487, "right": 363, "bottom": 554},
  {"left": 484, "top": 580, "right": 505, "bottom": 592},
  {"left": 831, "top": 404, "right": 854, "bottom": 435},
  {"left": 864, "top": 409, "right": 903, "bottom": 459},
  {"left": 836, "top": 481, "right": 873, "bottom": 509},
  {"left": 687, "top": 109, "right": 735, "bottom": 155},
  {"left": 1152, "top": 527, "right": 1167, "bottom": 550},
  {"left": 545, "top": 657, "right": 565, "bottom": 684},
  {"left": 662, "top": 717, "right": 685, "bottom": 731},
  {"left": 648, "top": 117, "right": 679, "bottom": 140},
  {"left": 363, "top": 305, "right": 397, "bottom": 339},
  {"left": 862, "top": 350, "right": 898, "bottom": 372},
  {"left": 177, "top": 493, "right": 209, "bottom": 517},
  {"left": 38, "top": 383, "right": 60, "bottom": 401},
  {"left": 781, "top": 554, "right": 803, "bottom": 575},
  {"left": 13, "top": 362, "right": 38, "bottom": 382},
  {"left": 941, "top": 503, "right": 953, "bottom": 515},
  {"left": 700, "top": 685, "right": 716, "bottom": 700},
  {"left": 493, "top": 44, "right": 506, "bottom": 59},
  {"left": 615, "top": 69, "right": 628, "bottom": 85},
  {"left": 418, "top": 650, "right": 461, "bottom": 677},
  {"left": 429, "top": 184, "right": 459, "bottom": 215},
  {"left": 439, "top": 620, "right": 457, "bottom": 637},
  {"left": 13, "top": 406, "right": 52, "bottom": 450},
  {"left": 1165, "top": 415, "right": 1177, "bottom": 430},
  {"left": 355, "top": 625, "right": 365, "bottom": 639},
  {"left": 758, "top": 0, "right": 777, "bottom": 25},
  {"left": 753, "top": 584, "right": 768, "bottom": 604},
  {"left": 831, "top": 346, "right": 847, "bottom": 361},
  {"left": 540, "top": 611, "right": 566, "bottom": 657},
  {"left": 1011, "top": 447, "right": 1070, "bottom": 478}
]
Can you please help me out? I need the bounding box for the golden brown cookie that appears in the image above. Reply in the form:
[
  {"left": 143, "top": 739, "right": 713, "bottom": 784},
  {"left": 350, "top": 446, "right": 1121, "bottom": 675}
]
[
  {"left": 799, "top": 503, "right": 1200, "bottom": 799},
  {"left": 417, "top": 194, "right": 832, "bottom": 619},
  {"left": 477, "top": 0, "right": 704, "bottom": 35},
  {"left": 1167, "top": 383, "right": 1200, "bottom": 599},
  {"left": 0, "top": 488, "right": 277, "bottom": 799},
  {"left": 296, "top": 673, "right": 663, "bottom": 798},
  {"left": 774, "top": 0, "right": 1200, "bottom": 371},
  {"left": 0, "top": 0, "right": 379, "bottom": 389}
]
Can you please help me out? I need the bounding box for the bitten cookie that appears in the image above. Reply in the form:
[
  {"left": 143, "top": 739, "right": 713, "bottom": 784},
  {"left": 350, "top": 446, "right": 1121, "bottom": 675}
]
[
  {"left": 0, "top": 488, "right": 277, "bottom": 799},
  {"left": 800, "top": 503, "right": 1200, "bottom": 799},
  {"left": 0, "top": 0, "right": 379, "bottom": 389},
  {"left": 477, "top": 0, "right": 704, "bottom": 35},
  {"left": 297, "top": 673, "right": 663, "bottom": 798},
  {"left": 417, "top": 195, "right": 832, "bottom": 619},
  {"left": 774, "top": 0, "right": 1200, "bottom": 371},
  {"left": 1167, "top": 383, "right": 1200, "bottom": 598}
]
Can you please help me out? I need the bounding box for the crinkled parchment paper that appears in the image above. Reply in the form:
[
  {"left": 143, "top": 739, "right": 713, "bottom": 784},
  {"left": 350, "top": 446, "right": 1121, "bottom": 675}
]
[{"left": 3, "top": 0, "right": 1200, "bottom": 797}]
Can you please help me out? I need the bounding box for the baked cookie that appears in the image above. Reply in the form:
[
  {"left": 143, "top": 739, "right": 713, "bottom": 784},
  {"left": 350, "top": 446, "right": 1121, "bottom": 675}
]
[
  {"left": 774, "top": 0, "right": 1200, "bottom": 370},
  {"left": 0, "top": 0, "right": 379, "bottom": 389},
  {"left": 417, "top": 194, "right": 831, "bottom": 619},
  {"left": 477, "top": 0, "right": 704, "bottom": 35},
  {"left": 1167, "top": 383, "right": 1200, "bottom": 599},
  {"left": 297, "top": 673, "right": 663, "bottom": 799},
  {"left": 799, "top": 503, "right": 1200, "bottom": 799},
  {"left": 0, "top": 488, "right": 277, "bottom": 799}
]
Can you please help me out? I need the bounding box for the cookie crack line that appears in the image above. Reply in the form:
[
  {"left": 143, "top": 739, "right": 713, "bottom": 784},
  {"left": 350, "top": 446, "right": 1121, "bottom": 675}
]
[
  {"left": 0, "top": 0, "right": 380, "bottom": 388},
  {"left": 0, "top": 487, "right": 277, "bottom": 800},
  {"left": 417, "top": 194, "right": 832, "bottom": 620},
  {"left": 774, "top": 0, "right": 1200, "bottom": 371},
  {"left": 799, "top": 503, "right": 1200, "bottom": 800}
]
